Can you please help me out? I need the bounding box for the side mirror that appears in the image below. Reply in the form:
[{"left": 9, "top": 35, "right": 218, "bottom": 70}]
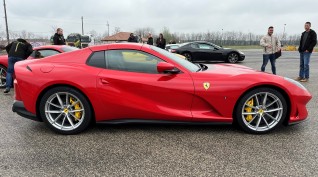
[{"left": 157, "top": 62, "right": 180, "bottom": 74}]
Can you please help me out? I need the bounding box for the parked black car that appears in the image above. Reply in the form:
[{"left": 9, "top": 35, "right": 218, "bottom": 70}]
[{"left": 172, "top": 41, "right": 245, "bottom": 63}]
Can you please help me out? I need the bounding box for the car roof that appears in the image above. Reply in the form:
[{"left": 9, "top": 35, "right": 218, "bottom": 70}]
[
  {"left": 34, "top": 45, "right": 67, "bottom": 50},
  {"left": 88, "top": 43, "right": 146, "bottom": 52}
]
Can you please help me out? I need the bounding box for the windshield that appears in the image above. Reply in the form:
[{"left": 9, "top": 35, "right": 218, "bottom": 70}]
[
  {"left": 61, "top": 46, "right": 80, "bottom": 52},
  {"left": 150, "top": 46, "right": 200, "bottom": 72},
  {"left": 66, "top": 36, "right": 79, "bottom": 42},
  {"left": 208, "top": 42, "right": 222, "bottom": 49},
  {"left": 81, "top": 36, "right": 91, "bottom": 43}
]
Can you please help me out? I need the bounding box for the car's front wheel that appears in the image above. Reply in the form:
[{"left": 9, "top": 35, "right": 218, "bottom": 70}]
[
  {"left": 227, "top": 53, "right": 239, "bottom": 63},
  {"left": 0, "top": 65, "right": 7, "bottom": 88},
  {"left": 235, "top": 88, "right": 287, "bottom": 134},
  {"left": 39, "top": 86, "right": 93, "bottom": 134}
]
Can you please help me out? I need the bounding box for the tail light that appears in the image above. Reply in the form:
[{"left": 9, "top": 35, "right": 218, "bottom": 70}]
[{"left": 171, "top": 49, "right": 176, "bottom": 53}]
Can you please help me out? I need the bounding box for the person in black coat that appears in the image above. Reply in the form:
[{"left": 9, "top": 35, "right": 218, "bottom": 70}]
[
  {"left": 156, "top": 33, "right": 166, "bottom": 49},
  {"left": 128, "top": 33, "right": 138, "bottom": 43},
  {"left": 147, "top": 33, "right": 153, "bottom": 45},
  {"left": 4, "top": 38, "right": 33, "bottom": 93},
  {"left": 296, "top": 22, "right": 317, "bottom": 82},
  {"left": 53, "top": 28, "right": 66, "bottom": 45}
]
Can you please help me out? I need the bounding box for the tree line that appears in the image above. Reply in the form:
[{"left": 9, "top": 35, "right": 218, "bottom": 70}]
[{"left": 0, "top": 26, "right": 302, "bottom": 46}]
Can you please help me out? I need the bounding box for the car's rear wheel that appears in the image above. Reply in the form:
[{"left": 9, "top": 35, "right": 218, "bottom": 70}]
[
  {"left": 227, "top": 52, "right": 239, "bottom": 63},
  {"left": 235, "top": 88, "right": 287, "bottom": 134},
  {"left": 0, "top": 65, "right": 7, "bottom": 88},
  {"left": 183, "top": 52, "right": 192, "bottom": 62},
  {"left": 39, "top": 86, "right": 92, "bottom": 134}
]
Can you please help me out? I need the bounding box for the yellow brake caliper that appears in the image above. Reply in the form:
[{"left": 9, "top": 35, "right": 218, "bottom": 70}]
[
  {"left": 244, "top": 99, "right": 254, "bottom": 122},
  {"left": 70, "top": 97, "right": 82, "bottom": 121}
]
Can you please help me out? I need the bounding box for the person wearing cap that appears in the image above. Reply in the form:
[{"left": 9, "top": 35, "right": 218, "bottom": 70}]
[
  {"left": 4, "top": 38, "right": 33, "bottom": 93},
  {"left": 127, "top": 33, "right": 138, "bottom": 43}
]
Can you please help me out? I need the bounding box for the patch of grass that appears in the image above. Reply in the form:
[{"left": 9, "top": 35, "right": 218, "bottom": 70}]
[
  {"left": 223, "top": 45, "right": 262, "bottom": 50},
  {"left": 0, "top": 50, "right": 6, "bottom": 56}
]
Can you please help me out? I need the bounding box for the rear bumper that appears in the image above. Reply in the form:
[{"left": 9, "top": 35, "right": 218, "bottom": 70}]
[{"left": 12, "top": 101, "right": 41, "bottom": 121}]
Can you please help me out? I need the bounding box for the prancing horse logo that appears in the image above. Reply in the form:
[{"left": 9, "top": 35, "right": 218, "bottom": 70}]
[{"left": 203, "top": 82, "right": 210, "bottom": 90}]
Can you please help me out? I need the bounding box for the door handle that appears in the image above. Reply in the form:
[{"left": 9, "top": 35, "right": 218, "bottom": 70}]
[{"left": 100, "top": 78, "right": 109, "bottom": 84}]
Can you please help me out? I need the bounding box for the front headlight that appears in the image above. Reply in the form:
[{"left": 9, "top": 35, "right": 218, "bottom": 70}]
[
  {"left": 284, "top": 77, "right": 307, "bottom": 91},
  {"left": 238, "top": 51, "right": 244, "bottom": 55}
]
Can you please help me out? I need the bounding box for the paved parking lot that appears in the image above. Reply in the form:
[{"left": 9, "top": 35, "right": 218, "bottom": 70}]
[{"left": 0, "top": 50, "right": 318, "bottom": 176}]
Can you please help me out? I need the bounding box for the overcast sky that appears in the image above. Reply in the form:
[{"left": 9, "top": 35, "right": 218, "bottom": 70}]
[{"left": 1, "top": 0, "right": 317, "bottom": 38}]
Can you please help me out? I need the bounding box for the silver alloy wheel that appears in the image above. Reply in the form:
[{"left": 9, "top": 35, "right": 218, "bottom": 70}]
[
  {"left": 241, "top": 92, "right": 283, "bottom": 132},
  {"left": 0, "top": 66, "right": 6, "bottom": 87},
  {"left": 184, "top": 53, "right": 191, "bottom": 61},
  {"left": 44, "top": 92, "right": 85, "bottom": 131},
  {"left": 228, "top": 53, "right": 239, "bottom": 63}
]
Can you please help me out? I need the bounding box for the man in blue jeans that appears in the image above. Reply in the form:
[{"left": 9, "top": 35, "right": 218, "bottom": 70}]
[
  {"left": 297, "top": 22, "right": 317, "bottom": 82},
  {"left": 260, "top": 26, "right": 281, "bottom": 75},
  {"left": 4, "top": 38, "right": 33, "bottom": 93}
]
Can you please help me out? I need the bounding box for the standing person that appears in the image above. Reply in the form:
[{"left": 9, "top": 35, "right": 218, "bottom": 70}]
[
  {"left": 128, "top": 33, "right": 137, "bottom": 43},
  {"left": 147, "top": 33, "right": 153, "bottom": 45},
  {"left": 4, "top": 38, "right": 33, "bottom": 93},
  {"left": 296, "top": 22, "right": 317, "bottom": 82},
  {"left": 260, "top": 26, "right": 281, "bottom": 75},
  {"left": 53, "top": 28, "right": 66, "bottom": 45},
  {"left": 156, "top": 33, "right": 166, "bottom": 49}
]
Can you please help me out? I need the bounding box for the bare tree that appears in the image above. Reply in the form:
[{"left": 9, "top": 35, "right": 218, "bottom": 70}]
[{"left": 112, "top": 27, "right": 121, "bottom": 35}]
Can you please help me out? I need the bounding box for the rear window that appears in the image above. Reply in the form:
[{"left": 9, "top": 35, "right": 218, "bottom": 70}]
[{"left": 86, "top": 51, "right": 106, "bottom": 68}]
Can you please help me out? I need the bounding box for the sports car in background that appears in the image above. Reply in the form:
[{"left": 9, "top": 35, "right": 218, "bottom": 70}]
[
  {"left": 172, "top": 41, "right": 245, "bottom": 63},
  {"left": 12, "top": 43, "right": 311, "bottom": 135},
  {"left": 0, "top": 45, "right": 78, "bottom": 88}
]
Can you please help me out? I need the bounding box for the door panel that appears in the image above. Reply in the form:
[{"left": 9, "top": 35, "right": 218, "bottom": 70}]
[{"left": 96, "top": 70, "right": 194, "bottom": 121}]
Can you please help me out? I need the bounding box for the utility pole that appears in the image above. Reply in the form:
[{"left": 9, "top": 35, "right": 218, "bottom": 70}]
[
  {"left": 283, "top": 24, "right": 286, "bottom": 46},
  {"left": 106, "top": 21, "right": 109, "bottom": 36},
  {"left": 221, "top": 29, "right": 223, "bottom": 46},
  {"left": 3, "top": 0, "right": 10, "bottom": 44},
  {"left": 81, "top": 16, "right": 84, "bottom": 35}
]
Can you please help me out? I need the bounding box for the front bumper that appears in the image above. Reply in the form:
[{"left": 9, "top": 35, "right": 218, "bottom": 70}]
[
  {"left": 239, "top": 54, "right": 245, "bottom": 61},
  {"left": 12, "top": 101, "right": 41, "bottom": 121}
]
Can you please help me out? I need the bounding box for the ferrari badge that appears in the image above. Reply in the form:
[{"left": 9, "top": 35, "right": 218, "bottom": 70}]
[{"left": 203, "top": 82, "right": 210, "bottom": 90}]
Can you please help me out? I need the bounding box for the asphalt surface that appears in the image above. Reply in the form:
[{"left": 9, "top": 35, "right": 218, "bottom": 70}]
[{"left": 0, "top": 50, "right": 318, "bottom": 177}]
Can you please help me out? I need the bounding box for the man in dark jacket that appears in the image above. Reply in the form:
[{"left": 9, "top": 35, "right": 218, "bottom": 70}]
[
  {"left": 128, "top": 33, "right": 138, "bottom": 43},
  {"left": 156, "top": 33, "right": 166, "bottom": 49},
  {"left": 296, "top": 22, "right": 317, "bottom": 82},
  {"left": 53, "top": 28, "right": 66, "bottom": 45},
  {"left": 147, "top": 33, "right": 153, "bottom": 45},
  {"left": 4, "top": 38, "right": 33, "bottom": 93}
]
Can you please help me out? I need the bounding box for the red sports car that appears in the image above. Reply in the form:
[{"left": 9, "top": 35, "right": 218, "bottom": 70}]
[
  {"left": 0, "top": 45, "right": 78, "bottom": 88},
  {"left": 12, "top": 43, "right": 311, "bottom": 135}
]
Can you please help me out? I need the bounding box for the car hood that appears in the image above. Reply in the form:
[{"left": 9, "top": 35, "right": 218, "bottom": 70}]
[{"left": 202, "top": 63, "right": 258, "bottom": 76}]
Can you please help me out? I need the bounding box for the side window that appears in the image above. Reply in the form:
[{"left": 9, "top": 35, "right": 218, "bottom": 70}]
[
  {"left": 190, "top": 43, "right": 199, "bottom": 49},
  {"left": 87, "top": 51, "right": 106, "bottom": 68},
  {"left": 106, "top": 50, "right": 164, "bottom": 73},
  {"left": 198, "top": 44, "right": 213, "bottom": 50},
  {"left": 36, "top": 49, "right": 60, "bottom": 58}
]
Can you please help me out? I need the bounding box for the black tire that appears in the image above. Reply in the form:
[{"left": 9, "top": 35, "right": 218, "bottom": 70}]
[
  {"left": 39, "top": 86, "right": 92, "bottom": 135},
  {"left": 0, "top": 65, "right": 7, "bottom": 88},
  {"left": 227, "top": 52, "right": 239, "bottom": 63},
  {"left": 234, "top": 87, "right": 287, "bottom": 134},
  {"left": 183, "top": 52, "right": 192, "bottom": 62}
]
